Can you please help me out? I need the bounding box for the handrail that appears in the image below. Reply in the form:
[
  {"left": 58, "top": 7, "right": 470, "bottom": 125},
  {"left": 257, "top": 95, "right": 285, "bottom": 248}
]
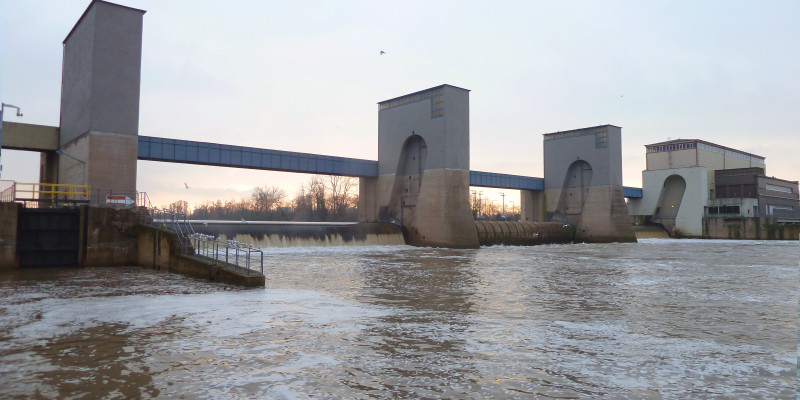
[
  {"left": 0, "top": 180, "right": 15, "bottom": 202},
  {"left": 148, "top": 208, "right": 263, "bottom": 275},
  {"left": 13, "top": 182, "right": 91, "bottom": 202},
  {"left": 189, "top": 233, "right": 264, "bottom": 276}
]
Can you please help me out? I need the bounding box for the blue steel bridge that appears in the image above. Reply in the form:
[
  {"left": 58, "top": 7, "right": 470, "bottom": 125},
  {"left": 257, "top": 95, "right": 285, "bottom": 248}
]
[{"left": 138, "top": 136, "right": 643, "bottom": 198}]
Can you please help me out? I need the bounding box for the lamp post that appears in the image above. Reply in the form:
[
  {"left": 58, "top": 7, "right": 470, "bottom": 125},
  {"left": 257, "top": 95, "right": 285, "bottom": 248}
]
[{"left": 0, "top": 103, "right": 24, "bottom": 180}]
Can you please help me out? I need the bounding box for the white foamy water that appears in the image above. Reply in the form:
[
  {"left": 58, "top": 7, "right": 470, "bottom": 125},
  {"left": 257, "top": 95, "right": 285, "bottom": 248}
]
[{"left": 0, "top": 239, "right": 796, "bottom": 399}]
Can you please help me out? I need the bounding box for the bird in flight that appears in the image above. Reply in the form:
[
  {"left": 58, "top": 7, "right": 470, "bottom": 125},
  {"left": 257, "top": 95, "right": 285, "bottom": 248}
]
[
  {"left": 184, "top": 182, "right": 190, "bottom": 189},
  {"left": 380, "top": 50, "right": 385, "bottom": 55}
]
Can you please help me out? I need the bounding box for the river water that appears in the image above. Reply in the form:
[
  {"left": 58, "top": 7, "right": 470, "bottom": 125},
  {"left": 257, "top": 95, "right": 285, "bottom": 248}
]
[{"left": 0, "top": 239, "right": 796, "bottom": 399}]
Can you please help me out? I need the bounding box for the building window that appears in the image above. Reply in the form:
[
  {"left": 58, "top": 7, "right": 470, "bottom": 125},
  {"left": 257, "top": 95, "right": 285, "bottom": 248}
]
[
  {"left": 668, "top": 145, "right": 674, "bottom": 150},
  {"left": 658, "top": 146, "right": 664, "bottom": 151},
  {"left": 768, "top": 204, "right": 793, "bottom": 215},
  {"left": 678, "top": 144, "right": 684, "bottom": 150},
  {"left": 743, "top": 184, "right": 756, "bottom": 198},
  {"left": 765, "top": 184, "right": 793, "bottom": 194},
  {"left": 687, "top": 143, "right": 694, "bottom": 149}
]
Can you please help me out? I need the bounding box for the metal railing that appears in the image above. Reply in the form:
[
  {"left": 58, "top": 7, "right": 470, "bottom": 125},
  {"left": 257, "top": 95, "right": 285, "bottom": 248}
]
[
  {"left": 0, "top": 181, "right": 154, "bottom": 212},
  {"left": 188, "top": 233, "right": 264, "bottom": 276},
  {"left": 9, "top": 182, "right": 91, "bottom": 207},
  {"left": 149, "top": 208, "right": 264, "bottom": 276},
  {"left": 151, "top": 208, "right": 195, "bottom": 252},
  {"left": 0, "top": 180, "right": 14, "bottom": 202}
]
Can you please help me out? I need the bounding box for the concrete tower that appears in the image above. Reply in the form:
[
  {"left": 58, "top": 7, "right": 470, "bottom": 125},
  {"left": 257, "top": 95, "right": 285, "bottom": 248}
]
[
  {"left": 57, "top": 0, "right": 145, "bottom": 193},
  {"left": 365, "top": 85, "right": 479, "bottom": 248},
  {"left": 543, "top": 125, "right": 636, "bottom": 243}
]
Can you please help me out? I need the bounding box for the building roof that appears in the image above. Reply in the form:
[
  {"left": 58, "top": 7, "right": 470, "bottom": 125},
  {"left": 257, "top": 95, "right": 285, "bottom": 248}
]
[
  {"left": 542, "top": 124, "right": 621, "bottom": 137},
  {"left": 378, "top": 84, "right": 469, "bottom": 105},
  {"left": 644, "top": 138, "right": 765, "bottom": 160},
  {"left": 63, "top": 0, "right": 146, "bottom": 44}
]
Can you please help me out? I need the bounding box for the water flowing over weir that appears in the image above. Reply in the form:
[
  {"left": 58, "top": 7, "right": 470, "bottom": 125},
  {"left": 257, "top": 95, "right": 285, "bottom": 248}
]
[
  {"left": 189, "top": 220, "right": 575, "bottom": 248},
  {"left": 190, "top": 221, "right": 406, "bottom": 248}
]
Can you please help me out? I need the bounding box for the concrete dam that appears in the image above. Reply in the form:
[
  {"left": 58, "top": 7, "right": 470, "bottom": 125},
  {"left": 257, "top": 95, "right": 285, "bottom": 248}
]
[{"left": 189, "top": 221, "right": 574, "bottom": 248}]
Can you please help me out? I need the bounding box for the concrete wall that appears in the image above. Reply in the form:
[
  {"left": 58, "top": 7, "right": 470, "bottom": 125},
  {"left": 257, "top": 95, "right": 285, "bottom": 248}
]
[
  {"left": 543, "top": 125, "right": 635, "bottom": 242},
  {"left": 377, "top": 85, "right": 469, "bottom": 174},
  {"left": 57, "top": 131, "right": 138, "bottom": 191},
  {"left": 81, "top": 205, "right": 139, "bottom": 266},
  {"left": 59, "top": 1, "right": 144, "bottom": 193},
  {"left": 703, "top": 217, "right": 800, "bottom": 240},
  {"left": 544, "top": 125, "right": 623, "bottom": 188},
  {"left": 373, "top": 85, "right": 479, "bottom": 248},
  {"left": 646, "top": 149, "right": 697, "bottom": 171},
  {"left": 0, "top": 202, "right": 20, "bottom": 269},
  {"left": 0, "top": 122, "right": 59, "bottom": 151},
  {"left": 628, "top": 166, "right": 708, "bottom": 236},
  {"left": 520, "top": 190, "right": 546, "bottom": 222},
  {"left": 0, "top": 203, "right": 264, "bottom": 286},
  {"left": 358, "top": 177, "right": 378, "bottom": 222},
  {"left": 60, "top": 1, "right": 144, "bottom": 144},
  {"left": 137, "top": 225, "right": 264, "bottom": 287}
]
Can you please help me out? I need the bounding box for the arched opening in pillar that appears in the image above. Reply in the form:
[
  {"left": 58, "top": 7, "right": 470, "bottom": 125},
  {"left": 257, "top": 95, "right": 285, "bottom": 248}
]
[
  {"left": 552, "top": 160, "right": 593, "bottom": 223},
  {"left": 652, "top": 174, "right": 686, "bottom": 234},
  {"left": 385, "top": 134, "right": 428, "bottom": 228}
]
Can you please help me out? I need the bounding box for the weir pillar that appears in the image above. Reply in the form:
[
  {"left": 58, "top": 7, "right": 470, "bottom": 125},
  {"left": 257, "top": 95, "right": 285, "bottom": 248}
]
[
  {"left": 368, "top": 85, "right": 479, "bottom": 248},
  {"left": 56, "top": 1, "right": 145, "bottom": 193},
  {"left": 543, "top": 125, "right": 636, "bottom": 243}
]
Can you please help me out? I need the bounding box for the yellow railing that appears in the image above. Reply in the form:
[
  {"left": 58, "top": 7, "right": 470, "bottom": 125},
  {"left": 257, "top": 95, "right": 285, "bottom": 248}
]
[{"left": 14, "top": 182, "right": 92, "bottom": 202}]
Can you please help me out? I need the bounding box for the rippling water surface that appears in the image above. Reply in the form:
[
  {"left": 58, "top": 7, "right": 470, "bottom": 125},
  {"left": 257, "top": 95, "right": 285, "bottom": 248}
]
[{"left": 0, "top": 239, "right": 796, "bottom": 399}]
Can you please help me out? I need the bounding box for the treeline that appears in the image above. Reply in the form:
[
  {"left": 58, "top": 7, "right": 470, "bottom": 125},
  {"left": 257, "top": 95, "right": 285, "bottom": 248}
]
[{"left": 172, "top": 176, "right": 359, "bottom": 222}]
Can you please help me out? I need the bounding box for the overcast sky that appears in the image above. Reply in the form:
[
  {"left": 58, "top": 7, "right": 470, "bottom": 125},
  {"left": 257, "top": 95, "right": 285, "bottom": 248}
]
[{"left": 2, "top": 0, "right": 798, "bottom": 209}]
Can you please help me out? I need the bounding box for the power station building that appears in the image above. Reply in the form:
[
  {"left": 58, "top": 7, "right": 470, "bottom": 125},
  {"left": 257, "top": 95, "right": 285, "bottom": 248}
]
[{"left": 628, "top": 139, "right": 799, "bottom": 237}]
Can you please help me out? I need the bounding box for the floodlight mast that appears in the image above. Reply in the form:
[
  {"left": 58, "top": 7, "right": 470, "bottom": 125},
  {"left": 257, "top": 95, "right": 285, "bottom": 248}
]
[
  {"left": 0, "top": 102, "right": 24, "bottom": 180},
  {"left": 1, "top": 103, "right": 23, "bottom": 117}
]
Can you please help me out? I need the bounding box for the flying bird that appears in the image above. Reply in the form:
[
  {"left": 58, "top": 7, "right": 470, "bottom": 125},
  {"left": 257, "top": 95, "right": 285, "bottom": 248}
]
[
  {"left": 184, "top": 182, "right": 190, "bottom": 189},
  {"left": 380, "top": 50, "right": 385, "bottom": 55}
]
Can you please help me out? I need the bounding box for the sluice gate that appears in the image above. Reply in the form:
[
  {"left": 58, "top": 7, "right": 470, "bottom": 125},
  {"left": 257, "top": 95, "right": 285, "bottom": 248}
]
[
  {"left": 475, "top": 221, "right": 573, "bottom": 246},
  {"left": 17, "top": 208, "right": 81, "bottom": 267}
]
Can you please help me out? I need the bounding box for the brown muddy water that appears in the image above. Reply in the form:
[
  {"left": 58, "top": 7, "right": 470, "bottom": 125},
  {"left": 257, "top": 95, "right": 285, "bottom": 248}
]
[{"left": 0, "top": 239, "right": 796, "bottom": 399}]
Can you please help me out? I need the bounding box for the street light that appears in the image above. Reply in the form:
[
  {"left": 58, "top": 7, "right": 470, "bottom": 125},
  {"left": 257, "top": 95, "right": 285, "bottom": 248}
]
[{"left": 0, "top": 103, "right": 24, "bottom": 180}]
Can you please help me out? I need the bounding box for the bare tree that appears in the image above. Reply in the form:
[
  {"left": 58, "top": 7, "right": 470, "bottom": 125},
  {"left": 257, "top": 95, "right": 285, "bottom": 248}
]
[
  {"left": 251, "top": 186, "right": 286, "bottom": 215},
  {"left": 169, "top": 200, "right": 189, "bottom": 215},
  {"left": 326, "top": 176, "right": 358, "bottom": 218},
  {"left": 308, "top": 176, "right": 328, "bottom": 220}
]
